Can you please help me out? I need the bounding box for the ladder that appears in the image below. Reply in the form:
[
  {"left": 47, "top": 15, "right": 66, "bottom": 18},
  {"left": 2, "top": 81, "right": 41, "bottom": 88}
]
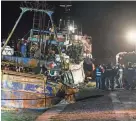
[{"left": 30, "top": 1, "right": 47, "bottom": 58}]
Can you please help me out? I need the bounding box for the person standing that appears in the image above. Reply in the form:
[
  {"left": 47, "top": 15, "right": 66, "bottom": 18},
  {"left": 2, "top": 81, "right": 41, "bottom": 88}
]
[
  {"left": 100, "top": 64, "right": 106, "bottom": 90},
  {"left": 95, "top": 65, "right": 102, "bottom": 89},
  {"left": 21, "top": 40, "right": 27, "bottom": 57},
  {"left": 111, "top": 65, "right": 118, "bottom": 90},
  {"left": 124, "top": 62, "right": 135, "bottom": 89},
  {"left": 117, "top": 65, "right": 123, "bottom": 88},
  {"left": 83, "top": 57, "right": 93, "bottom": 83},
  {"left": 105, "top": 63, "right": 113, "bottom": 90}
]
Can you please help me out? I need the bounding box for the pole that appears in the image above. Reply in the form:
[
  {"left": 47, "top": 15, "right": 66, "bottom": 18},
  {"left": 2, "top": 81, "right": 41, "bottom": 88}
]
[
  {"left": 47, "top": 11, "right": 58, "bottom": 40},
  {"left": 1, "top": 8, "right": 28, "bottom": 53},
  {"left": 59, "top": 19, "right": 61, "bottom": 30},
  {"left": 48, "top": 20, "right": 50, "bottom": 28},
  {"left": 134, "top": 42, "right": 136, "bottom": 53},
  {"left": 73, "top": 20, "right": 74, "bottom": 33},
  {"left": 81, "top": 24, "right": 82, "bottom": 36}
]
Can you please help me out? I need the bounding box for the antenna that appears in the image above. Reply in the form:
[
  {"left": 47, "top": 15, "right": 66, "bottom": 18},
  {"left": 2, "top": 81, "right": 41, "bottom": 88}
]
[
  {"left": 60, "top": 1, "right": 72, "bottom": 13},
  {"left": 59, "top": 1, "right": 72, "bottom": 31}
]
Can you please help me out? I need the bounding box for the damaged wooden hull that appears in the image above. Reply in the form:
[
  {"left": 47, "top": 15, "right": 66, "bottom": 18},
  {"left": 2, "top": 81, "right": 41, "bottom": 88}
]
[{"left": 1, "top": 70, "right": 62, "bottom": 110}]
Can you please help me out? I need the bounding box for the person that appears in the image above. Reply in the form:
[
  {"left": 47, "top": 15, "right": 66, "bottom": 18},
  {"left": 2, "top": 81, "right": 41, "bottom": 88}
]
[
  {"left": 95, "top": 65, "right": 102, "bottom": 89},
  {"left": 114, "top": 65, "right": 119, "bottom": 88},
  {"left": 21, "top": 41, "right": 27, "bottom": 57},
  {"left": 83, "top": 57, "right": 93, "bottom": 83},
  {"left": 100, "top": 64, "right": 106, "bottom": 90},
  {"left": 111, "top": 65, "right": 119, "bottom": 90},
  {"left": 117, "top": 65, "right": 123, "bottom": 88},
  {"left": 124, "top": 62, "right": 135, "bottom": 89},
  {"left": 105, "top": 63, "right": 113, "bottom": 90}
]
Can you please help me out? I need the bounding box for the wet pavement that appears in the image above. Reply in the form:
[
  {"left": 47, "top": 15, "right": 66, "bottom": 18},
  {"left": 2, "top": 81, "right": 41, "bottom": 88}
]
[
  {"left": 49, "top": 89, "right": 136, "bottom": 121},
  {"left": 117, "top": 89, "right": 136, "bottom": 103},
  {"left": 113, "top": 89, "right": 136, "bottom": 121}
]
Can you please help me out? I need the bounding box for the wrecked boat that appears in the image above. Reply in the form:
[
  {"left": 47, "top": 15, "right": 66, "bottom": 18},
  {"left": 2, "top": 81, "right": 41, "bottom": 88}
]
[{"left": 1, "top": 2, "right": 93, "bottom": 110}]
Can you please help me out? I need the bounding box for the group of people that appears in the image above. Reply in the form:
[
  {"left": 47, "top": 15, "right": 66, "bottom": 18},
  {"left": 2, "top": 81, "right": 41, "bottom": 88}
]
[{"left": 95, "top": 62, "right": 136, "bottom": 90}]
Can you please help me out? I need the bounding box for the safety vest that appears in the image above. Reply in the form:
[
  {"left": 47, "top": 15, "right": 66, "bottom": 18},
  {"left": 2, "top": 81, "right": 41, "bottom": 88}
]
[{"left": 96, "top": 68, "right": 101, "bottom": 77}]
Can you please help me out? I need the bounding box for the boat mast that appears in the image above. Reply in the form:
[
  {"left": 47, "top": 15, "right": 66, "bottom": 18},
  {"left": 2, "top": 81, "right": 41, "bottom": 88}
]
[
  {"left": 59, "top": 1, "right": 72, "bottom": 44},
  {"left": 31, "top": 1, "right": 47, "bottom": 59},
  {"left": 1, "top": 8, "right": 29, "bottom": 53},
  {"left": 2, "top": 1, "right": 55, "bottom": 58},
  {"left": 59, "top": 1, "right": 72, "bottom": 31}
]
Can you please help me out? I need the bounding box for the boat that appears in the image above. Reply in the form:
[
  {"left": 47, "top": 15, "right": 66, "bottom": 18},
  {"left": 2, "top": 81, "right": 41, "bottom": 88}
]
[
  {"left": 1, "top": 1, "right": 93, "bottom": 110},
  {"left": 1, "top": 70, "right": 63, "bottom": 110}
]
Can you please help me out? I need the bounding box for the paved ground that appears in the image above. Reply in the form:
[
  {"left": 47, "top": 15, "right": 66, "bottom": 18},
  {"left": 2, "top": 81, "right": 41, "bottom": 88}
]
[
  {"left": 36, "top": 88, "right": 105, "bottom": 121},
  {"left": 1, "top": 109, "right": 44, "bottom": 121},
  {"left": 37, "top": 88, "right": 136, "bottom": 121},
  {"left": 111, "top": 89, "right": 136, "bottom": 121}
]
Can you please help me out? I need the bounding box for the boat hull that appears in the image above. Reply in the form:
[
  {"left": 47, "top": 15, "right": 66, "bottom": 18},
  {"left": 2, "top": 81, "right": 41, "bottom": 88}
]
[{"left": 1, "top": 71, "right": 62, "bottom": 110}]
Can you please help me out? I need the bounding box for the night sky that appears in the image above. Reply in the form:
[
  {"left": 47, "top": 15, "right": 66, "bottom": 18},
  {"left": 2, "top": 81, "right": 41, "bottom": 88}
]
[{"left": 1, "top": 1, "right": 136, "bottom": 58}]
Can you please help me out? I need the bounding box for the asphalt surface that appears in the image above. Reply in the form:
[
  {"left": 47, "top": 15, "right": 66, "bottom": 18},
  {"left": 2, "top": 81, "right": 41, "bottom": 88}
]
[
  {"left": 49, "top": 89, "right": 136, "bottom": 121},
  {"left": 113, "top": 89, "right": 136, "bottom": 121}
]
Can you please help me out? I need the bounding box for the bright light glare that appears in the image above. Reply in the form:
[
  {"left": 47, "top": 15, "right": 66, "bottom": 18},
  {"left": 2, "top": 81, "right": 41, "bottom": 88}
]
[
  {"left": 68, "top": 25, "right": 74, "bottom": 31},
  {"left": 126, "top": 30, "right": 136, "bottom": 42}
]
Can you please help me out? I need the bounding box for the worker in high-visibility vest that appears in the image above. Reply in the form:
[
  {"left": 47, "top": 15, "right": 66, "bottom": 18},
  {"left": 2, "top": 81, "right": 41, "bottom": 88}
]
[{"left": 95, "top": 65, "right": 102, "bottom": 89}]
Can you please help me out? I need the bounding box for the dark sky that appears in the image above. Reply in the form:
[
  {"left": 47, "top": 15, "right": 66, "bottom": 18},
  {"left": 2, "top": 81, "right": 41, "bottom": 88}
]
[{"left": 1, "top": 1, "right": 136, "bottom": 58}]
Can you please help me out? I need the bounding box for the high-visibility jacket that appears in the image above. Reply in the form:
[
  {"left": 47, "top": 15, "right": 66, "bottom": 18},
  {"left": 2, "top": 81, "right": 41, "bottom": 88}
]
[{"left": 96, "top": 68, "right": 102, "bottom": 77}]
